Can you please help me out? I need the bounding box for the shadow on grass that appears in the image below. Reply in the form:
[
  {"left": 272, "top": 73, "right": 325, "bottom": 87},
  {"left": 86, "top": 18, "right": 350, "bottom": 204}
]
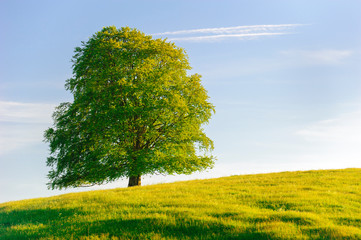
[
  {"left": 3, "top": 207, "right": 354, "bottom": 240},
  {"left": 0, "top": 207, "right": 273, "bottom": 240},
  {"left": 0, "top": 207, "right": 83, "bottom": 239},
  {"left": 85, "top": 217, "right": 270, "bottom": 240}
]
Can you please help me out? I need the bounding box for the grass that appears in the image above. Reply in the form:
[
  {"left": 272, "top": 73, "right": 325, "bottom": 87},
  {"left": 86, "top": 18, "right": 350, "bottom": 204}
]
[{"left": 0, "top": 168, "right": 361, "bottom": 239}]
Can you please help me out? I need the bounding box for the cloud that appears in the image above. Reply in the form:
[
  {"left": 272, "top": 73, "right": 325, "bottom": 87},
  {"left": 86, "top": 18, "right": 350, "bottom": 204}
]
[
  {"left": 152, "top": 24, "right": 303, "bottom": 36},
  {"left": 0, "top": 101, "right": 56, "bottom": 155},
  {"left": 281, "top": 49, "right": 353, "bottom": 65},
  {"left": 0, "top": 101, "right": 56, "bottom": 123},
  {"left": 296, "top": 111, "right": 361, "bottom": 143},
  {"left": 152, "top": 24, "right": 304, "bottom": 42},
  {"left": 0, "top": 123, "right": 45, "bottom": 156},
  {"left": 167, "top": 32, "right": 288, "bottom": 42},
  {"left": 295, "top": 111, "right": 361, "bottom": 167}
]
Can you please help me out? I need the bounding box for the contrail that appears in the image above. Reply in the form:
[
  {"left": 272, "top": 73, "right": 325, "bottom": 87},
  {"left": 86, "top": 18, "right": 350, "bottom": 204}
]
[
  {"left": 152, "top": 24, "right": 303, "bottom": 36},
  {"left": 152, "top": 24, "right": 304, "bottom": 42},
  {"left": 168, "top": 32, "right": 288, "bottom": 42}
]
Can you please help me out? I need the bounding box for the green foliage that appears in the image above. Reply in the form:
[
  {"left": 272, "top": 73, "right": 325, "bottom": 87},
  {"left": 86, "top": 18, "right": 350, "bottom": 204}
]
[
  {"left": 1, "top": 169, "right": 361, "bottom": 239},
  {"left": 44, "top": 26, "right": 215, "bottom": 189}
]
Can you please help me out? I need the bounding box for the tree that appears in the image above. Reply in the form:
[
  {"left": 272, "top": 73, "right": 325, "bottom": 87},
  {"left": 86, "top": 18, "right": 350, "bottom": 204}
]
[{"left": 44, "top": 26, "right": 215, "bottom": 189}]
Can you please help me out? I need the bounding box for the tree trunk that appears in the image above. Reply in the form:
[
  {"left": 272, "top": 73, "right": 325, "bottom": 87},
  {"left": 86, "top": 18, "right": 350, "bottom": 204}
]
[{"left": 128, "top": 175, "right": 141, "bottom": 187}]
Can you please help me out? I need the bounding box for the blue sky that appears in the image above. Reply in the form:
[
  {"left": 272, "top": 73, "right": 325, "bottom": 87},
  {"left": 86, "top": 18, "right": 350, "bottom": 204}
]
[{"left": 1, "top": 0, "right": 360, "bottom": 203}]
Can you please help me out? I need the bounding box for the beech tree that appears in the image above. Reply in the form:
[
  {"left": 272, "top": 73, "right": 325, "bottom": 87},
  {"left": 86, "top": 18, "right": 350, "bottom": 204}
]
[{"left": 44, "top": 26, "right": 215, "bottom": 189}]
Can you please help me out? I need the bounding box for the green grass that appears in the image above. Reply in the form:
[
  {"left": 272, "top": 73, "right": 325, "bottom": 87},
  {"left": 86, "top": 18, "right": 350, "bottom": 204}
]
[{"left": 1, "top": 168, "right": 361, "bottom": 239}]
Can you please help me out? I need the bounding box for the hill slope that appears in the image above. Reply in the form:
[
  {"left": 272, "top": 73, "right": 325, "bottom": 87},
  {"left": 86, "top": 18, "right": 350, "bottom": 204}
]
[{"left": 1, "top": 168, "right": 361, "bottom": 239}]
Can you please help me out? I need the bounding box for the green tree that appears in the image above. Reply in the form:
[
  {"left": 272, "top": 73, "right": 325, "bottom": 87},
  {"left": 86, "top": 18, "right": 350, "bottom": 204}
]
[{"left": 44, "top": 26, "right": 215, "bottom": 189}]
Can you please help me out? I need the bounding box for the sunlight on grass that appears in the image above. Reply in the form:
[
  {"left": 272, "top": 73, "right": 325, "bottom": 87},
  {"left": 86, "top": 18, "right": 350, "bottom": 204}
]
[{"left": 0, "top": 168, "right": 360, "bottom": 239}]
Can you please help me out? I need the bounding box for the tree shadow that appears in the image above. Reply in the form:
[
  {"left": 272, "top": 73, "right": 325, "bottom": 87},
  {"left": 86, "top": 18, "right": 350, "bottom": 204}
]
[
  {"left": 0, "top": 207, "right": 312, "bottom": 239},
  {"left": 84, "top": 217, "right": 270, "bottom": 240},
  {"left": 0, "top": 207, "right": 82, "bottom": 239},
  {"left": 0, "top": 206, "right": 275, "bottom": 239}
]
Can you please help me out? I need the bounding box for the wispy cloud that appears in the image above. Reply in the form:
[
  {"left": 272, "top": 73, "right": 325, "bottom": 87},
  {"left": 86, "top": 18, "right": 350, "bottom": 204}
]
[
  {"left": 0, "top": 123, "right": 45, "bottom": 156},
  {"left": 0, "top": 101, "right": 56, "bottom": 123},
  {"left": 294, "top": 111, "right": 361, "bottom": 168},
  {"left": 152, "top": 24, "right": 304, "bottom": 42},
  {"left": 166, "top": 32, "right": 288, "bottom": 42},
  {"left": 296, "top": 111, "right": 361, "bottom": 143},
  {"left": 0, "top": 101, "right": 56, "bottom": 155},
  {"left": 281, "top": 49, "right": 353, "bottom": 65}
]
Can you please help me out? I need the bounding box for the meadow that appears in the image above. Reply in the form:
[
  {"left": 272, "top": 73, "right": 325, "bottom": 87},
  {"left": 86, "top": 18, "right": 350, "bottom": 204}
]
[{"left": 0, "top": 168, "right": 360, "bottom": 239}]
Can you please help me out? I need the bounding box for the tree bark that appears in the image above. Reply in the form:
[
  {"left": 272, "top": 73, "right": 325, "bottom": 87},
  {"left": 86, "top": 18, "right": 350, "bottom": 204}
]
[{"left": 128, "top": 175, "right": 141, "bottom": 187}]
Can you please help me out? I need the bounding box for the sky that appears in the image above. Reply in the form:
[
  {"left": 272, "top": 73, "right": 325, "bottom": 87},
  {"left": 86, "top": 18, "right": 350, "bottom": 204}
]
[{"left": 1, "top": 0, "right": 360, "bottom": 203}]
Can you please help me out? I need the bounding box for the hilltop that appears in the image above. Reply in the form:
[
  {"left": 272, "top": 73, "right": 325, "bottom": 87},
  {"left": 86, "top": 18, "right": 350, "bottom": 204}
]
[{"left": 1, "top": 168, "right": 360, "bottom": 239}]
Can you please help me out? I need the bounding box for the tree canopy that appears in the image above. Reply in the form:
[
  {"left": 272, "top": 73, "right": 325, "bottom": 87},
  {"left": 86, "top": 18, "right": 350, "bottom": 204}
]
[{"left": 44, "top": 26, "right": 215, "bottom": 189}]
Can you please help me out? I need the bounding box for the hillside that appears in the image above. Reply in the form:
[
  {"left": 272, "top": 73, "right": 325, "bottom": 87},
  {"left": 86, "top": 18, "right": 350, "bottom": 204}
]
[{"left": 0, "top": 168, "right": 360, "bottom": 239}]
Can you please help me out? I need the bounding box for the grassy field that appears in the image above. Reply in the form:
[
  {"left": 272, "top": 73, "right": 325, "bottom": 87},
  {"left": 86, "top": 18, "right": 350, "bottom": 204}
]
[{"left": 0, "top": 168, "right": 360, "bottom": 239}]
